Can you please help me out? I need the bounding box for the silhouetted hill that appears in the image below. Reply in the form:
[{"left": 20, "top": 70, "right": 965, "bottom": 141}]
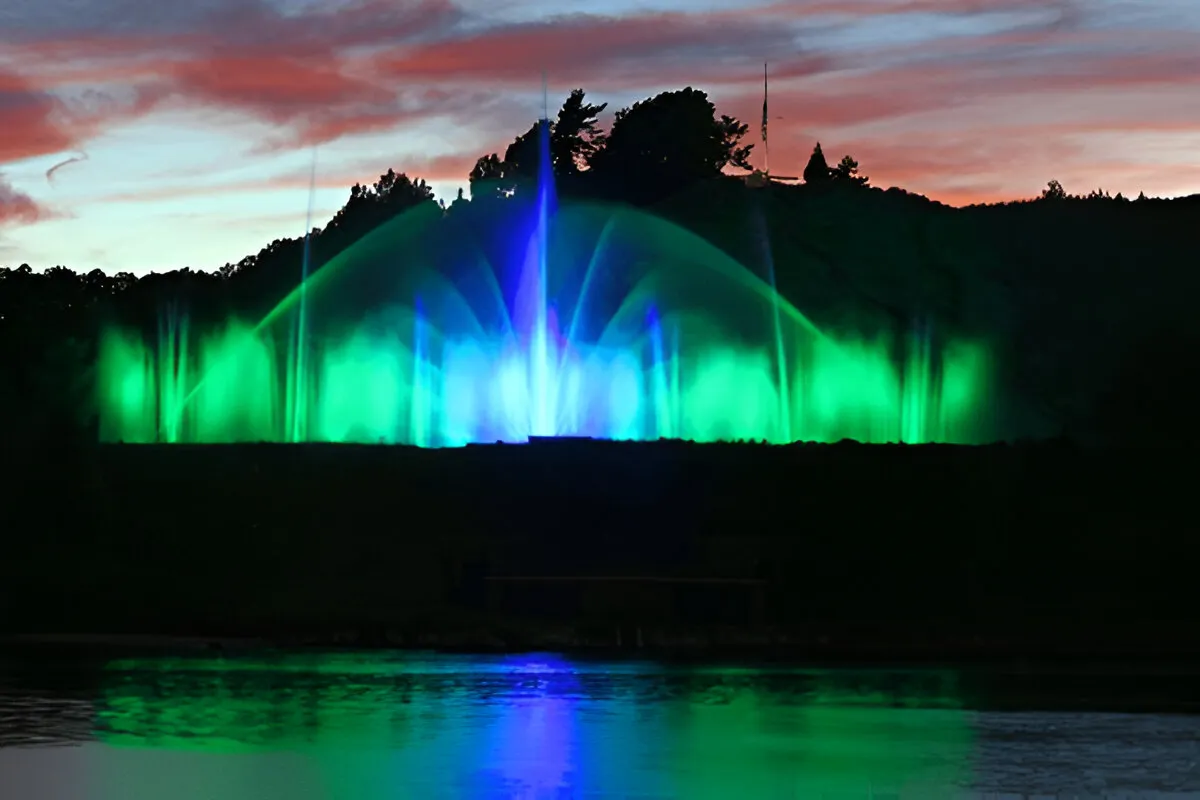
[
  {"left": 2, "top": 85, "right": 1197, "bottom": 447},
  {"left": 645, "top": 178, "right": 1200, "bottom": 443}
]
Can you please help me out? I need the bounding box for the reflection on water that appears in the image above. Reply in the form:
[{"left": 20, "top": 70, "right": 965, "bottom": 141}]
[{"left": 0, "top": 652, "right": 1196, "bottom": 798}]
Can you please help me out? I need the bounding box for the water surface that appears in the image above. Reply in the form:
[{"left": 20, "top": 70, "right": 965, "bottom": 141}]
[{"left": 0, "top": 651, "right": 1197, "bottom": 798}]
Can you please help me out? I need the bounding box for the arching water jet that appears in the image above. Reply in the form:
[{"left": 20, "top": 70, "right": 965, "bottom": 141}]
[{"left": 95, "top": 122, "right": 993, "bottom": 446}]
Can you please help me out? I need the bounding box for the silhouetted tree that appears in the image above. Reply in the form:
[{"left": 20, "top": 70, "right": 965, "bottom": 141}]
[
  {"left": 469, "top": 153, "right": 508, "bottom": 200},
  {"left": 587, "top": 87, "right": 752, "bottom": 200},
  {"left": 324, "top": 169, "right": 435, "bottom": 239},
  {"left": 831, "top": 154, "right": 869, "bottom": 186},
  {"left": 1041, "top": 180, "right": 1066, "bottom": 200},
  {"left": 803, "top": 143, "right": 832, "bottom": 184},
  {"left": 551, "top": 89, "right": 607, "bottom": 176},
  {"left": 444, "top": 186, "right": 469, "bottom": 217},
  {"left": 470, "top": 154, "right": 504, "bottom": 184},
  {"left": 501, "top": 124, "right": 542, "bottom": 182},
  {"left": 468, "top": 90, "right": 607, "bottom": 199},
  {"left": 371, "top": 169, "right": 434, "bottom": 209}
]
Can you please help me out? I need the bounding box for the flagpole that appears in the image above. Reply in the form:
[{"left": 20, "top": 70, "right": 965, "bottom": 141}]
[{"left": 762, "top": 61, "right": 769, "bottom": 177}]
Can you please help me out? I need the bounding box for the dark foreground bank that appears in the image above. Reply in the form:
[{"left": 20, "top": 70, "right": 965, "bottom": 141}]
[{"left": 1, "top": 440, "right": 1194, "bottom": 660}]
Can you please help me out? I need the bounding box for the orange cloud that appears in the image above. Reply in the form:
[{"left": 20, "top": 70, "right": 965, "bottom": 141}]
[
  {"left": 158, "top": 0, "right": 464, "bottom": 148},
  {"left": 0, "top": 1, "right": 1067, "bottom": 165},
  {"left": 0, "top": 176, "right": 50, "bottom": 225},
  {"left": 2, "top": 0, "right": 1196, "bottom": 210},
  {"left": 707, "top": 22, "right": 1200, "bottom": 202},
  {"left": 3, "top": 0, "right": 463, "bottom": 152},
  {"left": 756, "top": 0, "right": 1077, "bottom": 20},
  {"left": 0, "top": 61, "right": 173, "bottom": 169},
  {"left": 167, "top": 54, "right": 398, "bottom": 149},
  {"left": 0, "top": 70, "right": 76, "bottom": 162},
  {"left": 375, "top": 13, "right": 822, "bottom": 88}
]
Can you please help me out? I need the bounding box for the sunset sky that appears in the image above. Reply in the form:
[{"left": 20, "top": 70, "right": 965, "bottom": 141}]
[{"left": 1, "top": 0, "right": 1198, "bottom": 275}]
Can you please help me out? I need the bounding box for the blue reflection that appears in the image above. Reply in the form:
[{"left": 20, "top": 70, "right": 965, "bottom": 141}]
[{"left": 0, "top": 653, "right": 978, "bottom": 799}]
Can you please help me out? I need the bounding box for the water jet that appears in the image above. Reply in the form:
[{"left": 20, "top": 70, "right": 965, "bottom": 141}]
[{"left": 96, "top": 119, "right": 992, "bottom": 446}]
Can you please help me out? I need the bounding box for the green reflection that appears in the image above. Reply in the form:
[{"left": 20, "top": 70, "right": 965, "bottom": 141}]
[{"left": 88, "top": 654, "right": 974, "bottom": 798}]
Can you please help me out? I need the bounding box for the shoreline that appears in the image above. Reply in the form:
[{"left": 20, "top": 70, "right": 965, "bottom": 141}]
[
  {"left": 7, "top": 631, "right": 1200, "bottom": 714},
  {"left": 5, "top": 625, "right": 1200, "bottom": 667}
]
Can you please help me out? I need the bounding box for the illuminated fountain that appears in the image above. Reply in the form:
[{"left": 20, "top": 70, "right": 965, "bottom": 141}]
[{"left": 96, "top": 120, "right": 992, "bottom": 446}]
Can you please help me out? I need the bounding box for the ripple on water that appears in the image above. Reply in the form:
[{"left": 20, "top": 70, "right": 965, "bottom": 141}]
[{"left": 0, "top": 653, "right": 1197, "bottom": 798}]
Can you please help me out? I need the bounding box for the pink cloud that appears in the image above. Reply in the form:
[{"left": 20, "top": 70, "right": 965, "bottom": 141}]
[
  {"left": 1, "top": 0, "right": 1197, "bottom": 207},
  {"left": 0, "top": 69, "right": 76, "bottom": 162},
  {"left": 0, "top": 176, "right": 51, "bottom": 225}
]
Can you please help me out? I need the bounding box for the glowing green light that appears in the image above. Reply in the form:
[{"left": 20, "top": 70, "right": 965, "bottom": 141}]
[
  {"left": 95, "top": 202, "right": 993, "bottom": 445},
  {"left": 90, "top": 656, "right": 975, "bottom": 797}
]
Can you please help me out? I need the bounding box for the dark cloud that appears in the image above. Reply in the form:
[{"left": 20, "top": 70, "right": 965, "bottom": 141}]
[
  {"left": 46, "top": 152, "right": 87, "bottom": 182},
  {"left": 0, "top": 0, "right": 459, "bottom": 45}
]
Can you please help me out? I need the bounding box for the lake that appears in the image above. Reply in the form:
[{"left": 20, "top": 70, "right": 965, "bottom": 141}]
[{"left": 0, "top": 650, "right": 1197, "bottom": 798}]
